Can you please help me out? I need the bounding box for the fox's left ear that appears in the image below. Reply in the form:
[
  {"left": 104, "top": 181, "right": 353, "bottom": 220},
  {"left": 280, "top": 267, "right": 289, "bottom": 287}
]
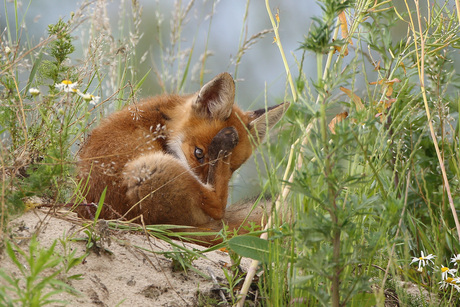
[
  {"left": 247, "top": 102, "right": 290, "bottom": 144},
  {"left": 193, "top": 72, "right": 235, "bottom": 121}
]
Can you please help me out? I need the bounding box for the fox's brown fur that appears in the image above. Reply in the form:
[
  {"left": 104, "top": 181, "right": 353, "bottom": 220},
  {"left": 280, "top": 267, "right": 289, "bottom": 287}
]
[{"left": 77, "top": 73, "right": 287, "bottom": 243}]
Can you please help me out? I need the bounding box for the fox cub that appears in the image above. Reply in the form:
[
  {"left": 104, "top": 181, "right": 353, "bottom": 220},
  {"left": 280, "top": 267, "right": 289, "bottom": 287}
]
[{"left": 78, "top": 73, "right": 287, "bottom": 235}]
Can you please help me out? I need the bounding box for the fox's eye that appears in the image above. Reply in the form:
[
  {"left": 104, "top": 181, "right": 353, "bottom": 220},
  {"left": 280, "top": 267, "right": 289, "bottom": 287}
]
[{"left": 194, "top": 147, "right": 205, "bottom": 163}]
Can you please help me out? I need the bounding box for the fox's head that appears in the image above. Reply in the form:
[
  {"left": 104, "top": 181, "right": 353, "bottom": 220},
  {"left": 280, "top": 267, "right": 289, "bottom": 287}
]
[{"left": 168, "top": 72, "right": 289, "bottom": 183}]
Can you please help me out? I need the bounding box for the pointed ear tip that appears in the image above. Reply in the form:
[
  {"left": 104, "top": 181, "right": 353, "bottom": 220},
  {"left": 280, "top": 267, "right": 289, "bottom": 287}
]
[
  {"left": 273, "top": 101, "right": 290, "bottom": 113},
  {"left": 216, "top": 72, "right": 234, "bottom": 82}
]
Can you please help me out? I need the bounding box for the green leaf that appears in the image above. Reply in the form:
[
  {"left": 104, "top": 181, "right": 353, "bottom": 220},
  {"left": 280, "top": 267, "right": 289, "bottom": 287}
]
[
  {"left": 94, "top": 186, "right": 107, "bottom": 222},
  {"left": 134, "top": 68, "right": 152, "bottom": 93},
  {"left": 228, "top": 236, "right": 270, "bottom": 263}
]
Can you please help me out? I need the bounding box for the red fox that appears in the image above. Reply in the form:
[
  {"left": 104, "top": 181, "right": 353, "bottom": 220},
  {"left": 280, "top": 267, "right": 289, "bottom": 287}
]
[{"left": 77, "top": 73, "right": 288, "bottom": 243}]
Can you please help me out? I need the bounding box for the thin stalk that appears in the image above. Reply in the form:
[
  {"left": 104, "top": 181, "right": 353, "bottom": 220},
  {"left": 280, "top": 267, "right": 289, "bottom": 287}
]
[
  {"left": 264, "top": 0, "right": 297, "bottom": 102},
  {"left": 199, "top": 0, "right": 217, "bottom": 86},
  {"left": 233, "top": 0, "right": 251, "bottom": 81},
  {"left": 456, "top": 0, "right": 460, "bottom": 25}
]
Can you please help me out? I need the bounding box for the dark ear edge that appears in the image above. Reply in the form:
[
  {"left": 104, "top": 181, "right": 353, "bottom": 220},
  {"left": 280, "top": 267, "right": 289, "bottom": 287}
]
[
  {"left": 192, "top": 72, "right": 235, "bottom": 120},
  {"left": 248, "top": 102, "right": 290, "bottom": 144}
]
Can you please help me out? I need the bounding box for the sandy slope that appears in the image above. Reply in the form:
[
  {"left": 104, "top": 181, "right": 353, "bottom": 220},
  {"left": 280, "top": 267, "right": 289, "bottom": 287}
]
[{"left": 1, "top": 208, "right": 250, "bottom": 306}]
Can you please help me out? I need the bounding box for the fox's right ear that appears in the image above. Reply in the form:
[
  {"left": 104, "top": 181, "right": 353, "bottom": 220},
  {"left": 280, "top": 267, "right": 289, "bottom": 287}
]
[
  {"left": 192, "top": 72, "right": 235, "bottom": 121},
  {"left": 248, "top": 102, "right": 289, "bottom": 144}
]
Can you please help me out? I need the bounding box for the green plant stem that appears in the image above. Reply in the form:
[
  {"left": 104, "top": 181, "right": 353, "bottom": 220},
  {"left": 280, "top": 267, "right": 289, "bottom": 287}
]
[
  {"left": 316, "top": 53, "right": 323, "bottom": 85},
  {"left": 319, "top": 83, "right": 341, "bottom": 306}
]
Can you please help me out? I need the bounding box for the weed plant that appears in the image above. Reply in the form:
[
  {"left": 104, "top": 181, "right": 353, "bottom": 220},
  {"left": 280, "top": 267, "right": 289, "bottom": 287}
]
[{"left": 1, "top": 0, "right": 460, "bottom": 306}]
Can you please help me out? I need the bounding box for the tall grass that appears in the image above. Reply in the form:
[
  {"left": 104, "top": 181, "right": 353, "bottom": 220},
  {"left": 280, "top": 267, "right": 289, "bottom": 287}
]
[{"left": 1, "top": 0, "right": 460, "bottom": 306}]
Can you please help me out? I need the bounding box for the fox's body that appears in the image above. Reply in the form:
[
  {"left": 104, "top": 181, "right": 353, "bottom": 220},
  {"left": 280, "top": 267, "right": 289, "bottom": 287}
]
[{"left": 78, "top": 73, "right": 287, "bottom": 238}]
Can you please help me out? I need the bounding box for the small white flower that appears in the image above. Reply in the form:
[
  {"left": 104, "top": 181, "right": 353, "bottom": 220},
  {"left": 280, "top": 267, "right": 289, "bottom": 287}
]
[
  {"left": 410, "top": 251, "right": 436, "bottom": 270},
  {"left": 29, "top": 88, "right": 40, "bottom": 96},
  {"left": 439, "top": 277, "right": 460, "bottom": 292},
  {"left": 451, "top": 254, "right": 460, "bottom": 266},
  {"left": 5, "top": 46, "right": 11, "bottom": 55},
  {"left": 55, "top": 80, "right": 78, "bottom": 93},
  {"left": 439, "top": 265, "right": 457, "bottom": 280},
  {"left": 77, "top": 90, "right": 100, "bottom": 105}
]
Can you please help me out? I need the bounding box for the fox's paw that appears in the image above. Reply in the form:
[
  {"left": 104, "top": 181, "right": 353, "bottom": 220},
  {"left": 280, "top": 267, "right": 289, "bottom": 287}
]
[{"left": 208, "top": 126, "right": 239, "bottom": 161}]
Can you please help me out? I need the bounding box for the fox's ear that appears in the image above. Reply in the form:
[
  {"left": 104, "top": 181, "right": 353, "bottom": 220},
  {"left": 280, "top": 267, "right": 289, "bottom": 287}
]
[
  {"left": 193, "top": 72, "right": 235, "bottom": 121},
  {"left": 248, "top": 102, "right": 289, "bottom": 144}
]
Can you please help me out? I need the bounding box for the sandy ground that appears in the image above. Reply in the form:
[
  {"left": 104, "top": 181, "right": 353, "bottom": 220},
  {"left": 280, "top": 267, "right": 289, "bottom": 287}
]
[{"left": 1, "top": 208, "right": 253, "bottom": 306}]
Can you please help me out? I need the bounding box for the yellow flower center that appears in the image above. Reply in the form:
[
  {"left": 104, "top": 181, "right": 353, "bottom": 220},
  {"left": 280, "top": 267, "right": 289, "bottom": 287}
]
[
  {"left": 446, "top": 277, "right": 455, "bottom": 284},
  {"left": 62, "top": 80, "right": 73, "bottom": 85},
  {"left": 442, "top": 267, "right": 449, "bottom": 273}
]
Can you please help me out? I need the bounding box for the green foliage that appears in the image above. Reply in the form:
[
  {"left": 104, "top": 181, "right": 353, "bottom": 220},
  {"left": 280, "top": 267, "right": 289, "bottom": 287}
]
[
  {"left": 40, "top": 18, "right": 76, "bottom": 86},
  {"left": 0, "top": 237, "right": 82, "bottom": 306},
  {"left": 300, "top": 0, "right": 352, "bottom": 54},
  {"left": 267, "top": 0, "right": 460, "bottom": 306}
]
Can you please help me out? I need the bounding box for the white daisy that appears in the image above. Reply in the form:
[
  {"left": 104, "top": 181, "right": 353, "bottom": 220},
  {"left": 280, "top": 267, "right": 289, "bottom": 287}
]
[
  {"left": 439, "top": 265, "right": 457, "bottom": 280},
  {"left": 439, "top": 277, "right": 460, "bottom": 292},
  {"left": 410, "top": 251, "right": 436, "bottom": 270}
]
